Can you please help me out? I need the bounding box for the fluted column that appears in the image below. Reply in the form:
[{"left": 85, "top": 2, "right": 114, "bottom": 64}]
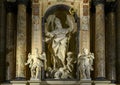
[
  {"left": 16, "top": 0, "right": 28, "bottom": 79},
  {"left": 5, "top": 2, "right": 16, "bottom": 81},
  {"left": 116, "top": 0, "right": 120, "bottom": 83},
  {"left": 106, "top": 2, "right": 116, "bottom": 82},
  {"left": 94, "top": 0, "right": 106, "bottom": 79},
  {"left": 0, "top": 0, "right": 6, "bottom": 82}
]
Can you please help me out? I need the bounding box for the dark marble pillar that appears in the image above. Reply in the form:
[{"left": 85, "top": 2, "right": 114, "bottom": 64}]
[
  {"left": 5, "top": 2, "right": 16, "bottom": 81},
  {"left": 94, "top": 0, "right": 106, "bottom": 79},
  {"left": 106, "top": 2, "right": 116, "bottom": 82},
  {"left": 116, "top": 0, "right": 120, "bottom": 83},
  {"left": 16, "top": 0, "right": 28, "bottom": 79},
  {"left": 0, "top": 0, "right": 6, "bottom": 83}
]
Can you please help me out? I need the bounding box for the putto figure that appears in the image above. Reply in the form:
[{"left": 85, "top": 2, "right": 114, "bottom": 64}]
[
  {"left": 78, "top": 48, "right": 94, "bottom": 80},
  {"left": 25, "top": 48, "right": 46, "bottom": 80}
]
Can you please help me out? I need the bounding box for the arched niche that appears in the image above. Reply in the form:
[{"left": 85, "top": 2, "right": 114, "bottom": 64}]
[{"left": 42, "top": 4, "right": 80, "bottom": 80}]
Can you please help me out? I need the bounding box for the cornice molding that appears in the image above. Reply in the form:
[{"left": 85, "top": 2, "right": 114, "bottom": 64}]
[{"left": 93, "top": 0, "right": 105, "bottom": 5}]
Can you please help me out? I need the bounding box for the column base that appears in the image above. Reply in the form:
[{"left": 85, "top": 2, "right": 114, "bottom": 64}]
[
  {"left": 111, "top": 80, "right": 116, "bottom": 83},
  {"left": 10, "top": 81, "right": 27, "bottom": 85},
  {"left": 95, "top": 77, "right": 107, "bottom": 81},
  {"left": 93, "top": 81, "right": 111, "bottom": 85},
  {"left": 14, "top": 77, "right": 26, "bottom": 81}
]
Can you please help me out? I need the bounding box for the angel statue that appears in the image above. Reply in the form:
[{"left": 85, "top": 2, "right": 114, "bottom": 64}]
[
  {"left": 25, "top": 48, "right": 46, "bottom": 80},
  {"left": 45, "top": 14, "right": 74, "bottom": 70},
  {"left": 78, "top": 48, "right": 94, "bottom": 80}
]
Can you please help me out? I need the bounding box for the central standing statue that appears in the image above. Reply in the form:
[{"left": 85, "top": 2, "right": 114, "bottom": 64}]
[{"left": 45, "top": 15, "right": 74, "bottom": 70}]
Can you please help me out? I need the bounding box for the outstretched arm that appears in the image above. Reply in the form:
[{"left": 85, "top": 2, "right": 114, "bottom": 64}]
[{"left": 66, "top": 15, "right": 74, "bottom": 32}]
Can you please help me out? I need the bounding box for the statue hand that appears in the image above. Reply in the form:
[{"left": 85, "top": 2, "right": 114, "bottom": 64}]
[{"left": 25, "top": 63, "right": 28, "bottom": 65}]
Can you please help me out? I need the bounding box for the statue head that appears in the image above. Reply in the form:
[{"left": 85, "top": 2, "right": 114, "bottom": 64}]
[
  {"left": 67, "top": 52, "right": 73, "bottom": 57},
  {"left": 54, "top": 17, "right": 62, "bottom": 29},
  {"left": 82, "top": 48, "right": 88, "bottom": 55}
]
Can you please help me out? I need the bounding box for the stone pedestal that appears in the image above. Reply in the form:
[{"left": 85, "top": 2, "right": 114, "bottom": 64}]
[
  {"left": 28, "top": 80, "right": 92, "bottom": 85},
  {"left": 16, "top": 0, "right": 27, "bottom": 79},
  {"left": 94, "top": 0, "right": 106, "bottom": 79},
  {"left": 10, "top": 81, "right": 27, "bottom": 85}
]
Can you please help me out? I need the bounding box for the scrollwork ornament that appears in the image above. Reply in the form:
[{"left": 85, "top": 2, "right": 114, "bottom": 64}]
[{"left": 69, "top": 7, "right": 76, "bottom": 15}]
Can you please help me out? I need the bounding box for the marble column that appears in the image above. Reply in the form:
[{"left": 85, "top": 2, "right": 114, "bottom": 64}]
[
  {"left": 0, "top": 0, "right": 6, "bottom": 82},
  {"left": 94, "top": 0, "right": 106, "bottom": 79},
  {"left": 106, "top": 2, "right": 116, "bottom": 82},
  {"left": 116, "top": 0, "right": 120, "bottom": 83},
  {"left": 5, "top": 2, "right": 16, "bottom": 81},
  {"left": 16, "top": 0, "right": 28, "bottom": 79}
]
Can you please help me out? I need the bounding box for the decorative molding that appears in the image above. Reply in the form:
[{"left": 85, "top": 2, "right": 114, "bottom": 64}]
[
  {"left": 93, "top": 0, "right": 105, "bottom": 5},
  {"left": 57, "top": 0, "right": 65, "bottom": 2},
  {"left": 34, "top": 0, "right": 38, "bottom": 3},
  {"left": 7, "top": 0, "right": 16, "bottom": 2},
  {"left": 17, "top": 0, "right": 29, "bottom": 5},
  {"left": 106, "top": 2, "right": 117, "bottom": 12},
  {"left": 83, "top": 0, "right": 89, "bottom": 3},
  {"left": 32, "top": 4, "right": 39, "bottom": 15},
  {"left": 81, "top": 16, "right": 89, "bottom": 30},
  {"left": 5, "top": 2, "right": 17, "bottom": 13}
]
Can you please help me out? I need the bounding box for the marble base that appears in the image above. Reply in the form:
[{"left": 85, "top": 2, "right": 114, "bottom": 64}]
[
  {"left": 1, "top": 80, "right": 118, "bottom": 85},
  {"left": 28, "top": 80, "right": 92, "bottom": 85},
  {"left": 0, "top": 83, "right": 12, "bottom": 85},
  {"left": 93, "top": 81, "right": 111, "bottom": 85},
  {"left": 28, "top": 80, "right": 41, "bottom": 85},
  {"left": 10, "top": 81, "right": 27, "bottom": 85}
]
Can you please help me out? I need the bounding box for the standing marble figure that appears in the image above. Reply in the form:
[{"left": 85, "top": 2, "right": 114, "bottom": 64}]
[
  {"left": 25, "top": 48, "right": 46, "bottom": 80},
  {"left": 45, "top": 15, "right": 74, "bottom": 69},
  {"left": 78, "top": 48, "right": 94, "bottom": 80}
]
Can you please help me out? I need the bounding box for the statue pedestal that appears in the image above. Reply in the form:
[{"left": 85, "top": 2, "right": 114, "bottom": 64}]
[
  {"left": 10, "top": 81, "right": 27, "bottom": 85},
  {"left": 93, "top": 81, "right": 111, "bottom": 85},
  {"left": 80, "top": 80, "right": 93, "bottom": 85},
  {"left": 28, "top": 80, "right": 41, "bottom": 85},
  {"left": 28, "top": 80, "right": 92, "bottom": 85}
]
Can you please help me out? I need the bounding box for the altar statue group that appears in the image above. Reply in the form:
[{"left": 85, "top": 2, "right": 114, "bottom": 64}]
[{"left": 25, "top": 14, "right": 94, "bottom": 80}]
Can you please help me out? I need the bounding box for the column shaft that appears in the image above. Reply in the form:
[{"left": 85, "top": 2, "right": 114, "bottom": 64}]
[
  {"left": 16, "top": 4, "right": 27, "bottom": 78},
  {"left": 6, "top": 11, "right": 16, "bottom": 80},
  {"left": 116, "top": 0, "right": 120, "bottom": 83},
  {"left": 95, "top": 3, "right": 105, "bottom": 78},
  {"left": 0, "top": 0, "right": 6, "bottom": 82},
  {"left": 106, "top": 9, "right": 116, "bottom": 81}
]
